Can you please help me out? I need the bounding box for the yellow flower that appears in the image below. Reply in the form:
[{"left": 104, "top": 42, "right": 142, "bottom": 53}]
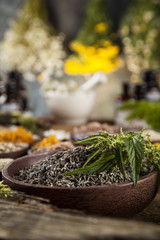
[
  {"left": 94, "top": 22, "right": 107, "bottom": 32},
  {"left": 103, "top": 41, "right": 111, "bottom": 47},
  {"left": 154, "top": 142, "right": 160, "bottom": 148},
  {"left": 64, "top": 41, "right": 122, "bottom": 75},
  {"left": 37, "top": 73, "right": 44, "bottom": 81}
]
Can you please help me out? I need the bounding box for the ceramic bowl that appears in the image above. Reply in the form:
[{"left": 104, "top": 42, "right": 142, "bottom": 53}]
[
  {"left": 44, "top": 90, "right": 96, "bottom": 125},
  {"left": 0, "top": 143, "right": 29, "bottom": 159},
  {"left": 2, "top": 152, "right": 159, "bottom": 217}
]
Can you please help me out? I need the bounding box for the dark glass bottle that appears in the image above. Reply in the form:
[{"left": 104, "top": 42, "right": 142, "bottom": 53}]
[
  {"left": 115, "top": 82, "right": 131, "bottom": 108},
  {"left": 4, "top": 70, "right": 28, "bottom": 112},
  {"left": 6, "top": 71, "right": 19, "bottom": 103},
  {"left": 121, "top": 82, "right": 130, "bottom": 101},
  {"left": 141, "top": 70, "right": 160, "bottom": 101},
  {"left": 141, "top": 70, "right": 158, "bottom": 91},
  {"left": 0, "top": 76, "right": 6, "bottom": 106},
  {"left": 19, "top": 84, "right": 28, "bottom": 111},
  {"left": 133, "top": 84, "right": 145, "bottom": 100}
]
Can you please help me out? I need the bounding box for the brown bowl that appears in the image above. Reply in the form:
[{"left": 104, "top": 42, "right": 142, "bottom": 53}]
[
  {"left": 0, "top": 143, "right": 29, "bottom": 159},
  {"left": 2, "top": 152, "right": 159, "bottom": 217}
]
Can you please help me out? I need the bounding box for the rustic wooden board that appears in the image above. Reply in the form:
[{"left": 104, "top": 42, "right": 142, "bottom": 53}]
[
  {"left": 133, "top": 191, "right": 160, "bottom": 223},
  {"left": 0, "top": 190, "right": 160, "bottom": 240}
]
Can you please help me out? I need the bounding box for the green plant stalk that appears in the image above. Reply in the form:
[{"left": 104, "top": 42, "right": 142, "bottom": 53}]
[
  {"left": 118, "top": 146, "right": 127, "bottom": 180},
  {"left": 83, "top": 149, "right": 99, "bottom": 167},
  {"left": 65, "top": 130, "right": 160, "bottom": 186}
]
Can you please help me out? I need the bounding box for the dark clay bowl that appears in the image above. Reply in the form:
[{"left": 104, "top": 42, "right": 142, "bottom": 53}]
[
  {"left": 2, "top": 152, "right": 159, "bottom": 217},
  {"left": 0, "top": 143, "right": 29, "bottom": 159}
]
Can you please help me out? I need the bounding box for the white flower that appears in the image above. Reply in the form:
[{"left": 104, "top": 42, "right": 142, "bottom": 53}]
[
  {"left": 0, "top": 19, "right": 66, "bottom": 73},
  {"left": 143, "top": 11, "right": 154, "bottom": 22},
  {"left": 148, "top": 29, "right": 158, "bottom": 38},
  {"left": 132, "top": 25, "right": 140, "bottom": 34}
]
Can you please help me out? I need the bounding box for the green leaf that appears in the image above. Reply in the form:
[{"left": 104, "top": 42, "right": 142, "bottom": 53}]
[
  {"left": 76, "top": 134, "right": 107, "bottom": 145},
  {"left": 124, "top": 134, "right": 144, "bottom": 186},
  {"left": 116, "top": 147, "right": 127, "bottom": 180},
  {"left": 83, "top": 150, "right": 99, "bottom": 167},
  {"left": 119, "top": 100, "right": 160, "bottom": 130},
  {"left": 64, "top": 152, "right": 115, "bottom": 176}
]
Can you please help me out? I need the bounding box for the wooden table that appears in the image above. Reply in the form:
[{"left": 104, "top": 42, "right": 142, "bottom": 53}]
[{"left": 0, "top": 187, "right": 160, "bottom": 240}]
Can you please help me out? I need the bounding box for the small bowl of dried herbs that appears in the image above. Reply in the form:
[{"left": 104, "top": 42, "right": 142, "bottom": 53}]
[
  {"left": 0, "top": 126, "right": 35, "bottom": 159},
  {"left": 2, "top": 129, "right": 160, "bottom": 217},
  {"left": 0, "top": 142, "right": 29, "bottom": 159}
]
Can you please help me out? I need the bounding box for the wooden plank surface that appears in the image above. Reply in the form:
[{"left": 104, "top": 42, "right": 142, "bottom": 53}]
[{"left": 0, "top": 189, "right": 160, "bottom": 240}]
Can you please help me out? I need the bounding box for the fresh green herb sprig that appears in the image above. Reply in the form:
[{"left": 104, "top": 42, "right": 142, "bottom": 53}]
[
  {"left": 119, "top": 100, "right": 160, "bottom": 130},
  {"left": 0, "top": 181, "right": 13, "bottom": 198},
  {"left": 65, "top": 129, "right": 160, "bottom": 186}
]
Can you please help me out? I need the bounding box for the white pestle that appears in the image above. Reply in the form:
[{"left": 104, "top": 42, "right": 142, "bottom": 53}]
[{"left": 79, "top": 72, "right": 108, "bottom": 91}]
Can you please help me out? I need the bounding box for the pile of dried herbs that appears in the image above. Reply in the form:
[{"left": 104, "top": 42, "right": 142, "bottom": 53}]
[
  {"left": 14, "top": 147, "right": 134, "bottom": 187},
  {"left": 14, "top": 129, "right": 160, "bottom": 187},
  {"left": 66, "top": 129, "right": 160, "bottom": 186}
]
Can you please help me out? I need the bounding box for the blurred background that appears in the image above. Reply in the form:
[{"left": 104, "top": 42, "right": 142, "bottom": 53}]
[
  {"left": 0, "top": 0, "right": 160, "bottom": 129},
  {"left": 0, "top": 2, "right": 160, "bottom": 236}
]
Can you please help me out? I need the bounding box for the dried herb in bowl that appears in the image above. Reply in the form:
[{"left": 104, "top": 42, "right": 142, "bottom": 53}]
[
  {"left": 0, "top": 142, "right": 28, "bottom": 154},
  {"left": 14, "top": 129, "right": 160, "bottom": 187},
  {"left": 14, "top": 147, "right": 135, "bottom": 187},
  {"left": 65, "top": 129, "right": 160, "bottom": 186}
]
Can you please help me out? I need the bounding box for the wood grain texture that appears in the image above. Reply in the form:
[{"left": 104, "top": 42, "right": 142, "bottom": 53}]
[{"left": 0, "top": 193, "right": 160, "bottom": 240}]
